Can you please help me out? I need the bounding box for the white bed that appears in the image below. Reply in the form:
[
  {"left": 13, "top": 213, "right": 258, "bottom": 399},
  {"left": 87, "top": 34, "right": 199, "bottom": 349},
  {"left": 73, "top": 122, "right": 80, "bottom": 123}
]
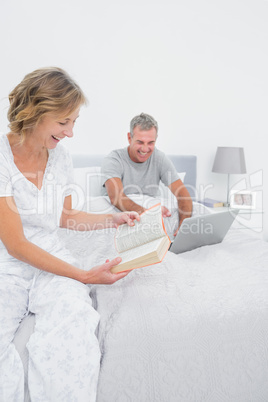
[{"left": 13, "top": 154, "right": 268, "bottom": 402}]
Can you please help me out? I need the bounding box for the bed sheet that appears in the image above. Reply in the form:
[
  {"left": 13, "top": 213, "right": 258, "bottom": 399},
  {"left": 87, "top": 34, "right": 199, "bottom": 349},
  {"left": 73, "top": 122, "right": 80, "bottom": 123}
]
[{"left": 58, "top": 202, "right": 268, "bottom": 402}]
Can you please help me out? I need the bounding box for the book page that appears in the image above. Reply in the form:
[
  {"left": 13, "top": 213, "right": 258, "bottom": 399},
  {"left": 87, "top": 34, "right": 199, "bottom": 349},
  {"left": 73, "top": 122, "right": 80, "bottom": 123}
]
[
  {"left": 119, "top": 237, "right": 164, "bottom": 264},
  {"left": 115, "top": 204, "right": 166, "bottom": 253}
]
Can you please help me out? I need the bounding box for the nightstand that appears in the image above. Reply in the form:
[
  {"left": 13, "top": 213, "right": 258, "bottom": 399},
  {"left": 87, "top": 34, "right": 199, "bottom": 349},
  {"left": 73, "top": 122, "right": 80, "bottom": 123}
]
[{"left": 208, "top": 207, "right": 264, "bottom": 236}]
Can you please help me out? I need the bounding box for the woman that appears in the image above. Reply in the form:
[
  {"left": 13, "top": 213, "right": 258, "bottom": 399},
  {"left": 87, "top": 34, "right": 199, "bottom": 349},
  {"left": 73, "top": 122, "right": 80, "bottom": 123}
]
[{"left": 0, "top": 67, "right": 138, "bottom": 401}]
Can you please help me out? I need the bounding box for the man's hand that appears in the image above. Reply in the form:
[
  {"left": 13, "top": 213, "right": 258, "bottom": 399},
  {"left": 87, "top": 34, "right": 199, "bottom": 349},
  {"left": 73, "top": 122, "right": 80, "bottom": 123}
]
[
  {"left": 174, "top": 226, "right": 180, "bottom": 237},
  {"left": 112, "top": 211, "right": 140, "bottom": 228},
  {"left": 173, "top": 217, "right": 189, "bottom": 237}
]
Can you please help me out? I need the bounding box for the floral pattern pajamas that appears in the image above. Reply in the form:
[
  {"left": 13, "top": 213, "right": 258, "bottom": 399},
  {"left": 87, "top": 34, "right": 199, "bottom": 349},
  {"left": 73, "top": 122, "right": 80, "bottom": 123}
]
[{"left": 0, "top": 135, "right": 100, "bottom": 401}]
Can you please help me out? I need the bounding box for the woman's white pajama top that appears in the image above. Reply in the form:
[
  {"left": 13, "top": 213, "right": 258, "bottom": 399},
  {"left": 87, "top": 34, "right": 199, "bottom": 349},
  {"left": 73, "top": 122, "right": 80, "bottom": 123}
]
[{"left": 0, "top": 134, "right": 100, "bottom": 402}]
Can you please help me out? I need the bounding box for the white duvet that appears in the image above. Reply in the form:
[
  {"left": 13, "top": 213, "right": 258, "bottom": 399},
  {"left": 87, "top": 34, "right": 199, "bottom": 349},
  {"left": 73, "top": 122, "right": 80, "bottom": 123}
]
[{"left": 56, "top": 198, "right": 268, "bottom": 402}]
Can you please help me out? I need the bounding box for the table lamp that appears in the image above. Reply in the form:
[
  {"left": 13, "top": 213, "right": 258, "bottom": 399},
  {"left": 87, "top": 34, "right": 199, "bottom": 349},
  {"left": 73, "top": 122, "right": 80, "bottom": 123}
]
[{"left": 212, "top": 147, "right": 246, "bottom": 206}]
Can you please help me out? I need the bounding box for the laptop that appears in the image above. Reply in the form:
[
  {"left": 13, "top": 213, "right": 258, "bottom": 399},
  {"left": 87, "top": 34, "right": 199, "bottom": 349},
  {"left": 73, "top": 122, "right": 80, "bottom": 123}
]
[{"left": 169, "top": 209, "right": 239, "bottom": 254}]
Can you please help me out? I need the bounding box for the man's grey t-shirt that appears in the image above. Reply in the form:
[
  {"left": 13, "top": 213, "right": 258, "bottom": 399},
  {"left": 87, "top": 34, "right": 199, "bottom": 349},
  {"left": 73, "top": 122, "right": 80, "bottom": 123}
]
[{"left": 101, "top": 147, "right": 179, "bottom": 197}]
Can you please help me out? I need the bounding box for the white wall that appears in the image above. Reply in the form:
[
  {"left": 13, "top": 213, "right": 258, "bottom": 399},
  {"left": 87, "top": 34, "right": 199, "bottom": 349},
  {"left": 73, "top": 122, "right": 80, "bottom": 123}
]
[{"left": 1, "top": 0, "right": 267, "bottom": 239}]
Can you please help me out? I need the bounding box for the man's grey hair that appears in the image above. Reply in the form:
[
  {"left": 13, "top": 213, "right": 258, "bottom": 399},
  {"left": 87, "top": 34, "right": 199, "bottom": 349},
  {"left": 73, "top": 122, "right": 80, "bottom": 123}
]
[{"left": 129, "top": 113, "right": 158, "bottom": 137}]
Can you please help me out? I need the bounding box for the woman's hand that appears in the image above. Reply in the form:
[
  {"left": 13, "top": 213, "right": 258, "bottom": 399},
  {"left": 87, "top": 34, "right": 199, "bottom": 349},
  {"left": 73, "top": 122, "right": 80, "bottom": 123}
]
[
  {"left": 161, "top": 206, "right": 171, "bottom": 218},
  {"left": 82, "top": 257, "right": 130, "bottom": 284},
  {"left": 112, "top": 211, "right": 140, "bottom": 228}
]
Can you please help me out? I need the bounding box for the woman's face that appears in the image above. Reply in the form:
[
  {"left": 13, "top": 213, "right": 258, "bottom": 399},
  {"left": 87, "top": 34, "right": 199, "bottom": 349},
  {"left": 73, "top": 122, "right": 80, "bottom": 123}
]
[{"left": 31, "top": 108, "right": 80, "bottom": 149}]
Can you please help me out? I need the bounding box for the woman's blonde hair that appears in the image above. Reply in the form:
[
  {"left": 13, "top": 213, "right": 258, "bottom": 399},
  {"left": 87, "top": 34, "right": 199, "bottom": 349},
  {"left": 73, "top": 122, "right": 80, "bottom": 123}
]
[{"left": 8, "top": 67, "right": 87, "bottom": 142}]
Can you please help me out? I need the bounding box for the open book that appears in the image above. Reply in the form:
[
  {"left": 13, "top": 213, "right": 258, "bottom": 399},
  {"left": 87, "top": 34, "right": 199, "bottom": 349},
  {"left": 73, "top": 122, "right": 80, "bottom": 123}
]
[{"left": 111, "top": 203, "right": 171, "bottom": 273}]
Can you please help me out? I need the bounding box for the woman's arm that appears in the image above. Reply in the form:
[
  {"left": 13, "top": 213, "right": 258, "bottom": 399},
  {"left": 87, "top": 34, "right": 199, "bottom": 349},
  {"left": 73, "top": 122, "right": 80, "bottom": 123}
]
[
  {"left": 0, "top": 197, "right": 131, "bottom": 284},
  {"left": 60, "top": 195, "right": 139, "bottom": 231}
]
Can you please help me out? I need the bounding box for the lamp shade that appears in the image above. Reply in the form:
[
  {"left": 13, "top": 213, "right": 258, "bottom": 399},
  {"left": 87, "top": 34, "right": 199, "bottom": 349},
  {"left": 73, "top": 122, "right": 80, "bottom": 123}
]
[{"left": 212, "top": 147, "right": 246, "bottom": 174}]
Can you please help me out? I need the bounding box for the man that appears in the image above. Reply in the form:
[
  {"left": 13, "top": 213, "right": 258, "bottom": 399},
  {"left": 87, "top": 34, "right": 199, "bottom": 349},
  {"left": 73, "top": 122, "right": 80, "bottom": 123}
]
[{"left": 101, "top": 113, "right": 192, "bottom": 235}]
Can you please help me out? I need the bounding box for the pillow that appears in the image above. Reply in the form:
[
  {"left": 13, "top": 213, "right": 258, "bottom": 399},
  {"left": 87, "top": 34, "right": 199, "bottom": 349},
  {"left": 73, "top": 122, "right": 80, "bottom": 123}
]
[
  {"left": 72, "top": 167, "right": 103, "bottom": 209},
  {"left": 177, "top": 172, "right": 186, "bottom": 182}
]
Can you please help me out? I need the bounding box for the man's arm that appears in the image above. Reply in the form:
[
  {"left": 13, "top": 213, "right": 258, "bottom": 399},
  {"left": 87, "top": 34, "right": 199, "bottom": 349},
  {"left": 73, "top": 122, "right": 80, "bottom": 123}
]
[
  {"left": 105, "top": 177, "right": 146, "bottom": 214},
  {"left": 168, "top": 179, "right": 193, "bottom": 235}
]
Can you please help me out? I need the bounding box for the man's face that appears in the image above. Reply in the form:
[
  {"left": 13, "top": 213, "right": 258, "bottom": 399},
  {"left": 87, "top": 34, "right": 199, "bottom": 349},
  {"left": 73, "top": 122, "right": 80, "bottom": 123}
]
[{"left": 127, "top": 126, "right": 157, "bottom": 163}]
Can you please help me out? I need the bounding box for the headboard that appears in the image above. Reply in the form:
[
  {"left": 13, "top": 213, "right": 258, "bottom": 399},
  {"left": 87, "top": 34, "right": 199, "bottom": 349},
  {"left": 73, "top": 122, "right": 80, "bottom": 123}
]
[{"left": 71, "top": 154, "right": 197, "bottom": 200}]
